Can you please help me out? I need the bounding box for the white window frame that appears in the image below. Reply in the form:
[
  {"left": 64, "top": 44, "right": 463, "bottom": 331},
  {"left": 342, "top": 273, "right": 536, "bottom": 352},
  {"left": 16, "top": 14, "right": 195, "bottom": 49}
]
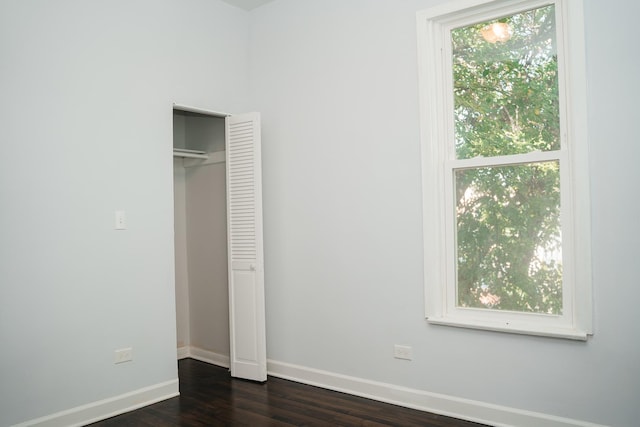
[{"left": 417, "top": 0, "right": 592, "bottom": 340}]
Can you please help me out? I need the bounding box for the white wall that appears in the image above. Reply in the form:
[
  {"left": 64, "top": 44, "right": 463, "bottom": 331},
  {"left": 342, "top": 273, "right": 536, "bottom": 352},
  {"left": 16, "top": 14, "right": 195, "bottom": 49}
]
[
  {"left": 185, "top": 161, "right": 230, "bottom": 355},
  {"left": 2, "top": 0, "right": 639, "bottom": 425},
  {"left": 249, "top": 1, "right": 640, "bottom": 426},
  {"left": 174, "top": 157, "right": 229, "bottom": 358},
  {"left": 0, "top": 0, "right": 249, "bottom": 425}
]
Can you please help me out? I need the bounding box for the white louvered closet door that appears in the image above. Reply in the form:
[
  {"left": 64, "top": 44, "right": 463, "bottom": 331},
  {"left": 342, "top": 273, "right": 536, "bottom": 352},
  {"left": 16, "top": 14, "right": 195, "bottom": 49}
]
[{"left": 225, "top": 113, "right": 266, "bottom": 382}]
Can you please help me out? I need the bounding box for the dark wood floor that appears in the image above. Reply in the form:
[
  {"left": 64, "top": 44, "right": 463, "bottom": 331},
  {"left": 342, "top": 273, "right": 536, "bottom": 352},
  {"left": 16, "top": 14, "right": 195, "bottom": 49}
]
[{"left": 90, "top": 358, "right": 488, "bottom": 426}]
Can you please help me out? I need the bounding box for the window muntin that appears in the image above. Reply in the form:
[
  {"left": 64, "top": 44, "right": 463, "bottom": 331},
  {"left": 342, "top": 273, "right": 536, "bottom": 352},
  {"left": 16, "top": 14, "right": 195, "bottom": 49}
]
[{"left": 417, "top": 0, "right": 591, "bottom": 339}]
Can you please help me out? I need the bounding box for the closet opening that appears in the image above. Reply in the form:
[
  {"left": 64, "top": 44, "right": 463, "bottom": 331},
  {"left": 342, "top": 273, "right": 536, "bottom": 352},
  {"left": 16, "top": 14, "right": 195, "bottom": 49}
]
[
  {"left": 173, "top": 104, "right": 267, "bottom": 382},
  {"left": 173, "top": 107, "right": 231, "bottom": 368},
  {"left": 172, "top": 104, "right": 267, "bottom": 382}
]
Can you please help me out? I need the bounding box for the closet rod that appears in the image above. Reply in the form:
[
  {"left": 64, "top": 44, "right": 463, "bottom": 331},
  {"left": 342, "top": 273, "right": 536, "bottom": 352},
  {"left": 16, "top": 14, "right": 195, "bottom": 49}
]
[{"left": 173, "top": 151, "right": 208, "bottom": 160}]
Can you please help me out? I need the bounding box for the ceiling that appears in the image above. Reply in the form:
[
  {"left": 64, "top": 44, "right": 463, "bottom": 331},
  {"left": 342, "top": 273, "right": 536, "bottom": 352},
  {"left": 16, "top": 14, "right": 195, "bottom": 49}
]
[{"left": 219, "top": 0, "right": 275, "bottom": 11}]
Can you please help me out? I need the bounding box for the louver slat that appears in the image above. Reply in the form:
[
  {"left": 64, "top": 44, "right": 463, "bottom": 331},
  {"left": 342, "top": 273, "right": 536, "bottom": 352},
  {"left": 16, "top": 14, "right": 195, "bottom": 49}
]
[{"left": 227, "top": 120, "right": 257, "bottom": 261}]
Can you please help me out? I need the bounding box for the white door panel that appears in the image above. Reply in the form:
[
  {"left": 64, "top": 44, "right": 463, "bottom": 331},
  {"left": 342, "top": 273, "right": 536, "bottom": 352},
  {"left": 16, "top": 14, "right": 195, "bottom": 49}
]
[{"left": 226, "top": 113, "right": 266, "bottom": 382}]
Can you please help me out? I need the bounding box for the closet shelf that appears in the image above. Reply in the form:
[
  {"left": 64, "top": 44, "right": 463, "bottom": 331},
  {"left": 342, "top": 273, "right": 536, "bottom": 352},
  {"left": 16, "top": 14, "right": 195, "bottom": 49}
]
[{"left": 173, "top": 148, "right": 208, "bottom": 159}]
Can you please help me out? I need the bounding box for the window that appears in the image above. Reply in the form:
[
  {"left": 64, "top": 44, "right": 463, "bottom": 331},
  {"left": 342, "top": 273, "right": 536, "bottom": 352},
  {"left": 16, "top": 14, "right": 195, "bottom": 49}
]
[{"left": 417, "top": 0, "right": 591, "bottom": 339}]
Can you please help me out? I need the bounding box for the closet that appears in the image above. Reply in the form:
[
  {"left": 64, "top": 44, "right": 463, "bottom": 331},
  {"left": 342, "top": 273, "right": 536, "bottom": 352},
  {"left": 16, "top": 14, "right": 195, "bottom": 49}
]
[
  {"left": 174, "top": 107, "right": 229, "bottom": 366},
  {"left": 172, "top": 105, "right": 267, "bottom": 382}
]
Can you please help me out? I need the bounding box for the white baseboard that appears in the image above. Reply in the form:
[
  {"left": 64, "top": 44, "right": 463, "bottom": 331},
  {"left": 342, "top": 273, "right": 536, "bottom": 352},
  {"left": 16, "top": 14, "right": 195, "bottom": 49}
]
[
  {"left": 14, "top": 346, "right": 227, "bottom": 427},
  {"left": 17, "top": 355, "right": 601, "bottom": 427},
  {"left": 186, "top": 346, "right": 230, "bottom": 369},
  {"left": 177, "top": 345, "right": 191, "bottom": 360},
  {"left": 266, "top": 360, "right": 604, "bottom": 427},
  {"left": 14, "top": 379, "right": 179, "bottom": 427}
]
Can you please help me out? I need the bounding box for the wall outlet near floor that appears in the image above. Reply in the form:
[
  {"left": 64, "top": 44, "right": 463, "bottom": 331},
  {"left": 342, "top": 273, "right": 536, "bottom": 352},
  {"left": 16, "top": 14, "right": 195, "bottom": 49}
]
[
  {"left": 394, "top": 344, "right": 413, "bottom": 360},
  {"left": 114, "top": 347, "right": 133, "bottom": 364},
  {"left": 114, "top": 210, "right": 127, "bottom": 230}
]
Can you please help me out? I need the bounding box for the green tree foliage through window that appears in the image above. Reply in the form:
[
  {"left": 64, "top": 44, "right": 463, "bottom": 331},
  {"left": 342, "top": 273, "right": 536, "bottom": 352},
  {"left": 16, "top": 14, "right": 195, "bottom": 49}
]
[{"left": 451, "top": 5, "right": 563, "bottom": 314}]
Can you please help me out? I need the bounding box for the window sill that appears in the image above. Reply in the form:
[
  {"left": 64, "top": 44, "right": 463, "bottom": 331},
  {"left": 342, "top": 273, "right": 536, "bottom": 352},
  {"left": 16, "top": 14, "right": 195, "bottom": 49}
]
[{"left": 426, "top": 316, "right": 589, "bottom": 341}]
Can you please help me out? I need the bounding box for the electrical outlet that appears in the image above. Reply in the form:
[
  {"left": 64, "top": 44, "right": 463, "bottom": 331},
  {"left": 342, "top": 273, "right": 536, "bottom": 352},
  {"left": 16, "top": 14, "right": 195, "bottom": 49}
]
[
  {"left": 394, "top": 344, "right": 413, "bottom": 360},
  {"left": 115, "top": 210, "right": 127, "bottom": 230},
  {"left": 114, "top": 347, "right": 133, "bottom": 364}
]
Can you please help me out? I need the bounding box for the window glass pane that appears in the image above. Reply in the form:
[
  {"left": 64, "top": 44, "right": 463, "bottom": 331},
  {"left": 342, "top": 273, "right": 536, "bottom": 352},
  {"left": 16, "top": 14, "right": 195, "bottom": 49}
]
[
  {"left": 451, "top": 5, "right": 559, "bottom": 159},
  {"left": 455, "top": 161, "right": 562, "bottom": 314}
]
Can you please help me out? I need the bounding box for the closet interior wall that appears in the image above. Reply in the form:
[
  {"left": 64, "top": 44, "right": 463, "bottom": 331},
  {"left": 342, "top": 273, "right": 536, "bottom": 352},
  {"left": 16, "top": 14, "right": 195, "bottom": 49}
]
[{"left": 173, "top": 111, "right": 230, "bottom": 363}]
